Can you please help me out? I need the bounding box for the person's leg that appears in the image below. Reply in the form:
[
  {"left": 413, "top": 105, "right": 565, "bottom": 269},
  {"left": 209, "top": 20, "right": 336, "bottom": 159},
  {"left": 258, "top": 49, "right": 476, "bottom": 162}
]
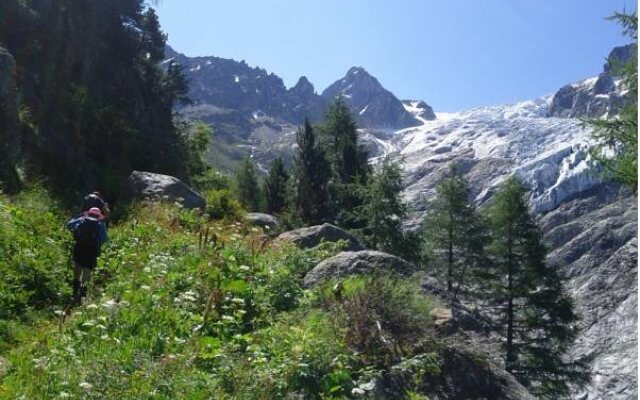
[
  {"left": 79, "top": 267, "right": 92, "bottom": 299},
  {"left": 72, "top": 262, "right": 82, "bottom": 302}
]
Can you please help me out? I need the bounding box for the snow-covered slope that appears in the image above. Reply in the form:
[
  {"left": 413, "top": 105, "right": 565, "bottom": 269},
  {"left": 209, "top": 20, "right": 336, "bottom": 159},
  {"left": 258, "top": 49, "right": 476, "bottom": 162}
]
[
  {"left": 384, "top": 95, "right": 601, "bottom": 224},
  {"left": 380, "top": 92, "right": 636, "bottom": 400}
]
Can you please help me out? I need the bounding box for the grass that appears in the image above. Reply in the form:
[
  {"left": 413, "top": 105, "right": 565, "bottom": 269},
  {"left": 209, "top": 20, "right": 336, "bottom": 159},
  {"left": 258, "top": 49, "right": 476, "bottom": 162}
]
[{"left": 0, "top": 188, "right": 440, "bottom": 399}]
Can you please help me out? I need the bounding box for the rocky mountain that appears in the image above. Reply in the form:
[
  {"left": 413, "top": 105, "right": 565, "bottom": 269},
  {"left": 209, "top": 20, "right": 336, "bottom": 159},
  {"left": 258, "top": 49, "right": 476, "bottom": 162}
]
[
  {"left": 171, "top": 42, "right": 637, "bottom": 399},
  {"left": 386, "top": 94, "right": 636, "bottom": 400},
  {"left": 549, "top": 44, "right": 636, "bottom": 118},
  {"left": 164, "top": 46, "right": 432, "bottom": 171},
  {"left": 321, "top": 66, "right": 422, "bottom": 128}
]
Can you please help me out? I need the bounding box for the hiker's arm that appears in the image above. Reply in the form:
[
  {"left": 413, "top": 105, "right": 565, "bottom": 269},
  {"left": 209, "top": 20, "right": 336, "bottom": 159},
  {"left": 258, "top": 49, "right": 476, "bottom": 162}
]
[
  {"left": 99, "top": 224, "right": 109, "bottom": 244},
  {"left": 66, "top": 217, "right": 82, "bottom": 231}
]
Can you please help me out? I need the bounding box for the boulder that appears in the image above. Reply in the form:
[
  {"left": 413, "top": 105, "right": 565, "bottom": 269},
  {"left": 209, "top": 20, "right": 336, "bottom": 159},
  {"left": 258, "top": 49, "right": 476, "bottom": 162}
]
[
  {"left": 371, "top": 347, "right": 536, "bottom": 400},
  {"left": 303, "top": 250, "right": 416, "bottom": 287},
  {"left": 245, "top": 212, "right": 279, "bottom": 231},
  {"left": 127, "top": 171, "right": 206, "bottom": 209},
  {"left": 274, "top": 223, "right": 364, "bottom": 251}
]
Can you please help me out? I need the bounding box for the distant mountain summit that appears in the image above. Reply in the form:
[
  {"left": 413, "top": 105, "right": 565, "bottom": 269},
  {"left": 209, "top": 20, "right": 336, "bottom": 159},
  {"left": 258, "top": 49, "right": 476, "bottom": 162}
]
[
  {"left": 549, "top": 43, "right": 637, "bottom": 118},
  {"left": 322, "top": 67, "right": 422, "bottom": 129},
  {"left": 165, "top": 46, "right": 431, "bottom": 129}
]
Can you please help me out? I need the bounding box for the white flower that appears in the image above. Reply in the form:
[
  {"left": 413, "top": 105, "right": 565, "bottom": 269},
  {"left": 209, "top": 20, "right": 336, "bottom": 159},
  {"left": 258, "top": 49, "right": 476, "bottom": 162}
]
[
  {"left": 140, "top": 285, "right": 151, "bottom": 291},
  {"left": 79, "top": 381, "right": 93, "bottom": 390}
]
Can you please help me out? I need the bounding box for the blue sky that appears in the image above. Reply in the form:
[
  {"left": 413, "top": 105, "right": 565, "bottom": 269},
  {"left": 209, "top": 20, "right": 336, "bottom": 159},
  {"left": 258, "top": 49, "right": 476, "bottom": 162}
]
[{"left": 155, "top": 1, "right": 636, "bottom": 112}]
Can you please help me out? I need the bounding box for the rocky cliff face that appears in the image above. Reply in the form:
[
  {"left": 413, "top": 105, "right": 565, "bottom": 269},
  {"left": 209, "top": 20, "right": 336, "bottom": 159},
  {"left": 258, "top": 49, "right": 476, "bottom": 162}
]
[
  {"left": 549, "top": 44, "right": 637, "bottom": 118},
  {"left": 381, "top": 93, "right": 636, "bottom": 400},
  {"left": 321, "top": 67, "right": 421, "bottom": 129}
]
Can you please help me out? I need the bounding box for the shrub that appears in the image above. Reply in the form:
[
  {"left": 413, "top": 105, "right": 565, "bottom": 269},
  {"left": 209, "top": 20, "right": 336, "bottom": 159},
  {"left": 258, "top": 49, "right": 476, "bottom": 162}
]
[
  {"left": 204, "top": 189, "right": 245, "bottom": 220},
  {"left": 318, "top": 274, "right": 437, "bottom": 369},
  {"left": 0, "top": 188, "right": 70, "bottom": 323}
]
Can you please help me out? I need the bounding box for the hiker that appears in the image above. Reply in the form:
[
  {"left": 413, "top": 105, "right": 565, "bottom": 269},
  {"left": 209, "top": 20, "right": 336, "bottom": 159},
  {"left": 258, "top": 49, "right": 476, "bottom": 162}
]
[
  {"left": 81, "top": 191, "right": 110, "bottom": 218},
  {"left": 66, "top": 207, "right": 109, "bottom": 303}
]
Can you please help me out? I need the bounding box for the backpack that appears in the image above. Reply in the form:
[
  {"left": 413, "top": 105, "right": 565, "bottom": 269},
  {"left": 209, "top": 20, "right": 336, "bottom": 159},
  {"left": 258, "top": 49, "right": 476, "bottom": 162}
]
[{"left": 73, "top": 217, "right": 101, "bottom": 252}]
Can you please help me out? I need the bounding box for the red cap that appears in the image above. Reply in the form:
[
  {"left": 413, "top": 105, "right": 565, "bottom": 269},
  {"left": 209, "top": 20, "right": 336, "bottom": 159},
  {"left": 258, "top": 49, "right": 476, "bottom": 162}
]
[{"left": 85, "top": 207, "right": 104, "bottom": 220}]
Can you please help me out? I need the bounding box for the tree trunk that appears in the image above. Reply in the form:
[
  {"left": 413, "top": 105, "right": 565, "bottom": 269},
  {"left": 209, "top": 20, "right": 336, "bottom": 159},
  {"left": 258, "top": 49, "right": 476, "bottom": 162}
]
[
  {"left": 447, "top": 188, "right": 454, "bottom": 292},
  {"left": 505, "top": 235, "right": 516, "bottom": 373}
]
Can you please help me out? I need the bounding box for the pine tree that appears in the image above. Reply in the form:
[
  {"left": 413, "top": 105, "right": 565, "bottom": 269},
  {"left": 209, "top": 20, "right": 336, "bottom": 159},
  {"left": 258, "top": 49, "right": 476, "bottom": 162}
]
[
  {"left": 235, "top": 158, "right": 260, "bottom": 211},
  {"left": 293, "top": 119, "right": 331, "bottom": 225},
  {"left": 356, "top": 156, "right": 407, "bottom": 254},
  {"left": 422, "top": 164, "right": 488, "bottom": 297},
  {"left": 589, "top": 12, "right": 637, "bottom": 191},
  {"left": 318, "top": 97, "right": 370, "bottom": 227},
  {"left": 487, "top": 176, "right": 588, "bottom": 397},
  {"left": 264, "top": 157, "right": 289, "bottom": 214}
]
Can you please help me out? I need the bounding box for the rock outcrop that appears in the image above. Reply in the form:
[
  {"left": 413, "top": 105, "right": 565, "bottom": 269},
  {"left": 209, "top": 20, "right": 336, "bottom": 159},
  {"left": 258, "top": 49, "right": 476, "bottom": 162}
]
[
  {"left": 542, "top": 187, "right": 637, "bottom": 399},
  {"left": 245, "top": 212, "right": 279, "bottom": 231},
  {"left": 127, "top": 171, "right": 206, "bottom": 209},
  {"left": 549, "top": 44, "right": 636, "bottom": 118},
  {"left": 274, "top": 223, "right": 364, "bottom": 252},
  {"left": 303, "top": 250, "right": 416, "bottom": 287},
  {"left": 322, "top": 66, "right": 421, "bottom": 129},
  {"left": 372, "top": 347, "right": 536, "bottom": 400}
]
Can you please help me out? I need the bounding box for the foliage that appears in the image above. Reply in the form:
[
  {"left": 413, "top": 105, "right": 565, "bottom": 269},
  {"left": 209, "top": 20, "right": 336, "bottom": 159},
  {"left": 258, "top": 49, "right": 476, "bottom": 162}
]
[
  {"left": 179, "top": 120, "right": 213, "bottom": 181},
  {"left": 0, "top": 0, "right": 193, "bottom": 201},
  {"left": 0, "top": 198, "right": 379, "bottom": 399},
  {"left": 204, "top": 189, "right": 245, "bottom": 221},
  {"left": 264, "top": 157, "right": 289, "bottom": 215},
  {"left": 354, "top": 157, "right": 416, "bottom": 261},
  {"left": 234, "top": 158, "right": 262, "bottom": 212},
  {"left": 318, "top": 97, "right": 370, "bottom": 228},
  {"left": 422, "top": 164, "right": 489, "bottom": 296},
  {"left": 192, "top": 168, "right": 233, "bottom": 193},
  {"left": 486, "top": 176, "right": 589, "bottom": 397},
  {"left": 316, "top": 274, "right": 437, "bottom": 370},
  {"left": 588, "top": 11, "right": 638, "bottom": 191},
  {"left": 292, "top": 119, "right": 332, "bottom": 225},
  {"left": 0, "top": 188, "right": 69, "bottom": 348}
]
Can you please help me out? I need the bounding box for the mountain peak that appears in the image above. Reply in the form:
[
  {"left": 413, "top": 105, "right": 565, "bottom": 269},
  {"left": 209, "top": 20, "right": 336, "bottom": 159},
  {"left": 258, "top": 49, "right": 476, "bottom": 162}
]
[
  {"left": 321, "top": 68, "right": 421, "bottom": 129},
  {"left": 291, "top": 76, "right": 315, "bottom": 95},
  {"left": 346, "top": 66, "right": 370, "bottom": 77}
]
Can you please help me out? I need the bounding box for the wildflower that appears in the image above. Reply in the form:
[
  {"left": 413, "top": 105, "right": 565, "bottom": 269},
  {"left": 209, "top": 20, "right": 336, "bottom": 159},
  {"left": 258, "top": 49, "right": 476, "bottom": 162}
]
[
  {"left": 79, "top": 381, "right": 93, "bottom": 390},
  {"left": 102, "top": 299, "right": 118, "bottom": 311}
]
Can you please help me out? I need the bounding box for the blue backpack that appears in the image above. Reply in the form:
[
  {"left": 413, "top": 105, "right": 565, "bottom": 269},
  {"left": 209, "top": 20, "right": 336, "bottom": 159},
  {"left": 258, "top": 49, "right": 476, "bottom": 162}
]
[{"left": 73, "top": 217, "right": 101, "bottom": 253}]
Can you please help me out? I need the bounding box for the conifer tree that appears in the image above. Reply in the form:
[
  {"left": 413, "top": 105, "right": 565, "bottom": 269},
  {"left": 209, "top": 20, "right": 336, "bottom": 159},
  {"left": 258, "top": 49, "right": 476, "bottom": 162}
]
[
  {"left": 235, "top": 158, "right": 261, "bottom": 211},
  {"left": 422, "top": 164, "right": 488, "bottom": 296},
  {"left": 589, "top": 12, "right": 637, "bottom": 191},
  {"left": 356, "top": 156, "right": 407, "bottom": 254},
  {"left": 264, "top": 157, "right": 289, "bottom": 215},
  {"left": 319, "top": 97, "right": 370, "bottom": 227},
  {"left": 487, "top": 176, "right": 588, "bottom": 397},
  {"left": 293, "top": 119, "right": 331, "bottom": 225}
]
